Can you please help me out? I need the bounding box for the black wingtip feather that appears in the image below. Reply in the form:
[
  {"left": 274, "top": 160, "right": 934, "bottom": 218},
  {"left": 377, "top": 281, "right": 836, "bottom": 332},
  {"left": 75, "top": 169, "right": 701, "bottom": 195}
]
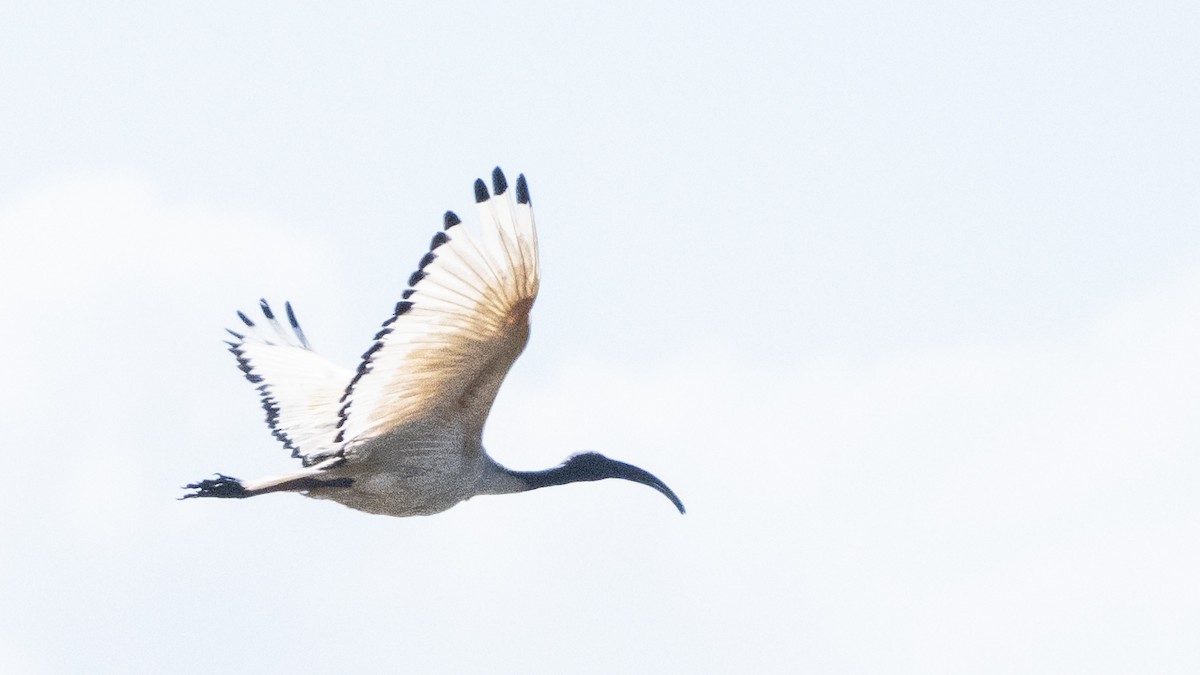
[
  {"left": 430, "top": 231, "right": 449, "bottom": 249},
  {"left": 474, "top": 178, "right": 488, "bottom": 203},
  {"left": 408, "top": 270, "right": 425, "bottom": 286},
  {"left": 492, "top": 167, "right": 507, "bottom": 195},
  {"left": 516, "top": 174, "right": 530, "bottom": 204},
  {"left": 444, "top": 211, "right": 460, "bottom": 229},
  {"left": 284, "top": 301, "right": 311, "bottom": 349},
  {"left": 259, "top": 299, "right": 275, "bottom": 320},
  {"left": 237, "top": 311, "right": 254, "bottom": 327},
  {"left": 285, "top": 302, "right": 299, "bottom": 328}
]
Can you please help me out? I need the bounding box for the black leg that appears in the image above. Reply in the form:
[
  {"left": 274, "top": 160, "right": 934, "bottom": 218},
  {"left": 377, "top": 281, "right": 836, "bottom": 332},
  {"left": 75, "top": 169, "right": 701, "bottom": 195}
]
[
  {"left": 179, "top": 474, "right": 352, "bottom": 500},
  {"left": 180, "top": 474, "right": 248, "bottom": 499}
]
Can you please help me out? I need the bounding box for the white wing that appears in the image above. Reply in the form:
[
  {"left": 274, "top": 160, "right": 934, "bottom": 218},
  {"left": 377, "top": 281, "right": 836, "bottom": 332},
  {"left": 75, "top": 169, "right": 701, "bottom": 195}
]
[
  {"left": 334, "top": 168, "right": 539, "bottom": 447},
  {"left": 227, "top": 300, "right": 354, "bottom": 465}
]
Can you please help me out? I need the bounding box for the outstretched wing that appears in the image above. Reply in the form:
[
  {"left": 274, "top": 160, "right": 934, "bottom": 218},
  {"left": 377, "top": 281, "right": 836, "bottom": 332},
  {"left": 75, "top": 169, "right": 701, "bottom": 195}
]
[
  {"left": 227, "top": 300, "right": 354, "bottom": 465},
  {"left": 334, "top": 168, "right": 539, "bottom": 447}
]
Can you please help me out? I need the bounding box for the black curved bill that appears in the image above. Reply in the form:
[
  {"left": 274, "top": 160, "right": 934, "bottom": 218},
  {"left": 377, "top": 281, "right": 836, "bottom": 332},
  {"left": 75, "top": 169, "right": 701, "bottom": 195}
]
[{"left": 608, "top": 459, "right": 686, "bottom": 514}]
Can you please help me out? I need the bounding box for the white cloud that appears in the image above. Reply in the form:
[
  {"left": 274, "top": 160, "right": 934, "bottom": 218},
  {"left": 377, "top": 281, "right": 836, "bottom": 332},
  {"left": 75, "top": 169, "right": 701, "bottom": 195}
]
[
  {"left": 0, "top": 176, "right": 335, "bottom": 303},
  {"left": 0, "top": 176, "right": 340, "bottom": 541},
  {"left": 486, "top": 260, "right": 1200, "bottom": 672},
  {"left": 1, "top": 178, "right": 1196, "bottom": 673}
]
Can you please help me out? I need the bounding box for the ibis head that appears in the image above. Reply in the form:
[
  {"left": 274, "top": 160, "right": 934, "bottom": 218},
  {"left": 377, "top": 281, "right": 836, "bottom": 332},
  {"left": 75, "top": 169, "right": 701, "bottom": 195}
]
[{"left": 513, "top": 452, "right": 686, "bottom": 514}]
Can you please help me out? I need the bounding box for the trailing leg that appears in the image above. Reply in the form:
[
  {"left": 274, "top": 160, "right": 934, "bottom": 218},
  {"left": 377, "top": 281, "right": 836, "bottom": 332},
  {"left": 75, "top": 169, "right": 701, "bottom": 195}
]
[
  {"left": 180, "top": 468, "right": 352, "bottom": 500},
  {"left": 181, "top": 473, "right": 249, "bottom": 499}
]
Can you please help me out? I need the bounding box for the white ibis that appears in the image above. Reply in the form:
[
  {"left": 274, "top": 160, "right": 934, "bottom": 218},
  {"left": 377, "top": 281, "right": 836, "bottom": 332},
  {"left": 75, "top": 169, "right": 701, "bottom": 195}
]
[{"left": 183, "top": 169, "right": 684, "bottom": 517}]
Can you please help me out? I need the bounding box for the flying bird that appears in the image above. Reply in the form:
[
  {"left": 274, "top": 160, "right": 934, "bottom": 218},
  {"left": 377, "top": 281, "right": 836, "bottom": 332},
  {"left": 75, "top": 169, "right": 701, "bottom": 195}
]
[{"left": 182, "top": 168, "right": 684, "bottom": 517}]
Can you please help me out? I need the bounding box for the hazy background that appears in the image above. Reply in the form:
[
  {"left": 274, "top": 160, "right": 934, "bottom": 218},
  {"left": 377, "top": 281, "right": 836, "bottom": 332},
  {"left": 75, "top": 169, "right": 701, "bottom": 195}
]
[{"left": 2, "top": 1, "right": 1198, "bottom": 672}]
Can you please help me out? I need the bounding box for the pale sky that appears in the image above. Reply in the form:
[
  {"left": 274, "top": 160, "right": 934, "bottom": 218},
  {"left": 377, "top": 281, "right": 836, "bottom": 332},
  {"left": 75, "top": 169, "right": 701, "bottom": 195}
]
[{"left": 2, "top": 2, "right": 1198, "bottom": 673}]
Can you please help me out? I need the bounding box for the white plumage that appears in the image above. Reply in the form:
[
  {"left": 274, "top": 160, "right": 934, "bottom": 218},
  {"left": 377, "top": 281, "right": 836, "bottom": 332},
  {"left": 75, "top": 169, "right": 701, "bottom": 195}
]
[{"left": 184, "top": 168, "right": 683, "bottom": 517}]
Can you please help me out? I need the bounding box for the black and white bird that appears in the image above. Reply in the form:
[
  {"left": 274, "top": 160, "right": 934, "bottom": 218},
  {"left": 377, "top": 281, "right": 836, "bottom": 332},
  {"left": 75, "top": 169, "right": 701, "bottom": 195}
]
[{"left": 182, "top": 168, "right": 684, "bottom": 517}]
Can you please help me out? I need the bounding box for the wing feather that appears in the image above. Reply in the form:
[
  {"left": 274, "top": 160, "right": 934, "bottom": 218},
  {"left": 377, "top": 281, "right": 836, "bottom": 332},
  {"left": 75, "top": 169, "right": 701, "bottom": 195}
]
[
  {"left": 335, "top": 168, "right": 539, "bottom": 447},
  {"left": 227, "top": 300, "right": 353, "bottom": 464}
]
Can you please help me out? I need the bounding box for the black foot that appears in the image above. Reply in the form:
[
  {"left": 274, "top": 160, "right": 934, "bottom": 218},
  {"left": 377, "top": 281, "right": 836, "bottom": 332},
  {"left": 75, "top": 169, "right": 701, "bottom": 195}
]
[{"left": 180, "top": 473, "right": 249, "bottom": 500}]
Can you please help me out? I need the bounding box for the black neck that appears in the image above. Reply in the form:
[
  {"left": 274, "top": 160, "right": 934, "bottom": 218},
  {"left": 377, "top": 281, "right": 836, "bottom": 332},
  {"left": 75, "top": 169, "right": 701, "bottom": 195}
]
[{"left": 510, "top": 464, "right": 600, "bottom": 490}]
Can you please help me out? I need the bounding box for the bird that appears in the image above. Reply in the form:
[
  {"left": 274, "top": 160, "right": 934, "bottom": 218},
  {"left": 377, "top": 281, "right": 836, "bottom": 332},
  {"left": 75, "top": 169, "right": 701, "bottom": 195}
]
[{"left": 182, "top": 168, "right": 684, "bottom": 517}]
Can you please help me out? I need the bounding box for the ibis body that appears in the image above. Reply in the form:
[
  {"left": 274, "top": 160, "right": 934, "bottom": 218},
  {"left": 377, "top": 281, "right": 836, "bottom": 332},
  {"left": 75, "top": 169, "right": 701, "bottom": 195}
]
[{"left": 183, "top": 169, "right": 684, "bottom": 517}]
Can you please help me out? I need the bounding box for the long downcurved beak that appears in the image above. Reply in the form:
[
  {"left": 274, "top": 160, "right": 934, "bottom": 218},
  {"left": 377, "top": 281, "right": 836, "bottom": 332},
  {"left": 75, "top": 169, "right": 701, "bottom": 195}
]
[{"left": 607, "top": 459, "right": 686, "bottom": 514}]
